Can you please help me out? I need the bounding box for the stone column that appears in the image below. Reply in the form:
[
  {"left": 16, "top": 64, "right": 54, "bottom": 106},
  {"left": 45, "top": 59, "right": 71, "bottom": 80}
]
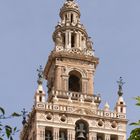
[
  {"left": 88, "top": 70, "right": 94, "bottom": 95},
  {"left": 79, "top": 32, "right": 82, "bottom": 49},
  {"left": 36, "top": 126, "right": 45, "bottom": 140},
  {"left": 89, "top": 131, "right": 97, "bottom": 140},
  {"left": 53, "top": 128, "right": 59, "bottom": 140},
  {"left": 55, "top": 66, "right": 62, "bottom": 91},
  {"left": 75, "top": 31, "right": 79, "bottom": 48},
  {"left": 105, "top": 134, "right": 110, "bottom": 140},
  {"left": 82, "top": 79, "right": 87, "bottom": 94},
  {"left": 69, "top": 31, "right": 71, "bottom": 48},
  {"left": 62, "top": 75, "right": 69, "bottom": 91},
  {"left": 65, "top": 31, "right": 69, "bottom": 49},
  {"left": 67, "top": 129, "right": 75, "bottom": 140}
]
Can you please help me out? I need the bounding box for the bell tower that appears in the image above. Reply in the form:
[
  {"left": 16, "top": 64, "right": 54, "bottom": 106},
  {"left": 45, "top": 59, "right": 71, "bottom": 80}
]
[
  {"left": 44, "top": 0, "right": 99, "bottom": 98},
  {"left": 20, "top": 0, "right": 127, "bottom": 140}
]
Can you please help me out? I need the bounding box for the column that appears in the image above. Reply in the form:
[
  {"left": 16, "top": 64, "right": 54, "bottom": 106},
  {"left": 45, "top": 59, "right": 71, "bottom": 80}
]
[
  {"left": 105, "top": 134, "right": 110, "bottom": 140},
  {"left": 65, "top": 31, "right": 69, "bottom": 49},
  {"left": 55, "top": 66, "right": 62, "bottom": 91},
  {"left": 88, "top": 70, "right": 94, "bottom": 95},
  {"left": 76, "top": 31, "right": 80, "bottom": 48},
  {"left": 82, "top": 79, "right": 87, "bottom": 94},
  {"left": 69, "top": 31, "right": 71, "bottom": 48},
  {"left": 53, "top": 128, "right": 59, "bottom": 140},
  {"left": 67, "top": 129, "right": 75, "bottom": 140},
  {"left": 89, "top": 132, "right": 97, "bottom": 140},
  {"left": 36, "top": 126, "right": 45, "bottom": 140},
  {"left": 79, "top": 32, "right": 82, "bottom": 49}
]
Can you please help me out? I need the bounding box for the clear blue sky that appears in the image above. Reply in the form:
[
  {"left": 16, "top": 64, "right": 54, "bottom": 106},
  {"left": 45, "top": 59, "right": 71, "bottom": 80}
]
[{"left": 0, "top": 0, "right": 140, "bottom": 139}]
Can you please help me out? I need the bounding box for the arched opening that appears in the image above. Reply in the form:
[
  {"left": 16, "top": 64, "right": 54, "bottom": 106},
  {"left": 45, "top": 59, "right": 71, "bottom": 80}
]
[
  {"left": 59, "top": 129, "right": 67, "bottom": 140},
  {"left": 65, "top": 14, "right": 67, "bottom": 22},
  {"left": 97, "top": 133, "right": 104, "bottom": 140},
  {"left": 71, "top": 33, "right": 75, "bottom": 48},
  {"left": 69, "top": 71, "right": 82, "bottom": 92},
  {"left": 75, "top": 120, "right": 89, "bottom": 140},
  {"left": 63, "top": 33, "right": 65, "bottom": 47},
  {"left": 120, "top": 107, "right": 123, "bottom": 113},
  {"left": 71, "top": 13, "right": 73, "bottom": 23},
  {"left": 45, "top": 128, "right": 52, "bottom": 140},
  {"left": 39, "top": 96, "right": 42, "bottom": 102}
]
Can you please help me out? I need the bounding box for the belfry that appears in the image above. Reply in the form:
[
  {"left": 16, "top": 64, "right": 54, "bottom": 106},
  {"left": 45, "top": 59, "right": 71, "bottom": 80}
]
[{"left": 20, "top": 0, "right": 127, "bottom": 140}]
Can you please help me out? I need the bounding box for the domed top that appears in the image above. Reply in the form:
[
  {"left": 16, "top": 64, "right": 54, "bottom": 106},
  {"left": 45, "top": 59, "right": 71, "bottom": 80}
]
[{"left": 60, "top": 0, "right": 80, "bottom": 17}]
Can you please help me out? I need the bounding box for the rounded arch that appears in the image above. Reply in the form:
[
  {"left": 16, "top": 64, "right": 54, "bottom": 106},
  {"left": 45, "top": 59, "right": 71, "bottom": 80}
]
[
  {"left": 68, "top": 70, "right": 82, "bottom": 92},
  {"left": 75, "top": 119, "right": 89, "bottom": 140},
  {"left": 67, "top": 68, "right": 87, "bottom": 78}
]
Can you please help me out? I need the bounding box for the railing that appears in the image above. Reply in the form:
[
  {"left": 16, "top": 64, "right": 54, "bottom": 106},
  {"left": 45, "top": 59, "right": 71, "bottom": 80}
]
[{"left": 49, "top": 90, "right": 101, "bottom": 103}]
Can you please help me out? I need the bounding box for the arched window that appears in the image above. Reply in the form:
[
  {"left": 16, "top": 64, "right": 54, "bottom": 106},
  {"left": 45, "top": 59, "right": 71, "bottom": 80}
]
[
  {"left": 75, "top": 120, "right": 89, "bottom": 140},
  {"left": 69, "top": 71, "right": 82, "bottom": 92}
]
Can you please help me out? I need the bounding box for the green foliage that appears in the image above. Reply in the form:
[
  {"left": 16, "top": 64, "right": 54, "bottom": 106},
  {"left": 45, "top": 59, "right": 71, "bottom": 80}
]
[
  {"left": 0, "top": 107, "right": 21, "bottom": 140},
  {"left": 128, "top": 97, "right": 140, "bottom": 140}
]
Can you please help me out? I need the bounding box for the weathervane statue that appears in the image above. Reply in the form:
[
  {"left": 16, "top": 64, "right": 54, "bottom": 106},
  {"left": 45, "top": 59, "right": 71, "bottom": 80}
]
[
  {"left": 117, "top": 77, "right": 125, "bottom": 96},
  {"left": 37, "top": 65, "right": 44, "bottom": 85}
]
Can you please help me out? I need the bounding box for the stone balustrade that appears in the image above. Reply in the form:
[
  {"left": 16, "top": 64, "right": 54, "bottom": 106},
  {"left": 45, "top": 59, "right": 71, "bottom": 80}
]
[{"left": 49, "top": 89, "right": 101, "bottom": 103}]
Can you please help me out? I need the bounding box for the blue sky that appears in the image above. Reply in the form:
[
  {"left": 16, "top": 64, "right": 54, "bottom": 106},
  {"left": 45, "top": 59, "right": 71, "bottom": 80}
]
[{"left": 0, "top": 0, "right": 140, "bottom": 139}]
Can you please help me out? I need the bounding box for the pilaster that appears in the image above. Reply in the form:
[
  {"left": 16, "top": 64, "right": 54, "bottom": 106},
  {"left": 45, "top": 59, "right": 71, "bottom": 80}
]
[
  {"left": 88, "top": 70, "right": 94, "bottom": 95},
  {"left": 53, "top": 128, "right": 59, "bottom": 140},
  {"left": 89, "top": 131, "right": 97, "bottom": 140},
  {"left": 105, "top": 134, "right": 110, "bottom": 140},
  {"left": 67, "top": 129, "right": 75, "bottom": 140},
  {"left": 36, "top": 126, "right": 45, "bottom": 140},
  {"left": 55, "top": 66, "right": 62, "bottom": 90}
]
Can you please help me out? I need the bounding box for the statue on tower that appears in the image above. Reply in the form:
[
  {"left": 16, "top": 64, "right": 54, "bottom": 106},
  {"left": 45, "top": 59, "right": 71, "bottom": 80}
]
[
  {"left": 55, "top": 32, "right": 63, "bottom": 46},
  {"left": 117, "top": 77, "right": 125, "bottom": 96},
  {"left": 37, "top": 65, "right": 44, "bottom": 85}
]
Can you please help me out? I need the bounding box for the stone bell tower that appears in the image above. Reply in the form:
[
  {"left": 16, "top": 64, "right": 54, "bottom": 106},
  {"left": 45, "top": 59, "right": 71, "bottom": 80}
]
[{"left": 20, "top": 0, "right": 127, "bottom": 140}]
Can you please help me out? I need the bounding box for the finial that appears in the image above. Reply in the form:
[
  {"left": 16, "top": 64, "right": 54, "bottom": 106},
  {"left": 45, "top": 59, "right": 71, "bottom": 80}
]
[
  {"left": 104, "top": 102, "right": 110, "bottom": 111},
  {"left": 37, "top": 65, "right": 44, "bottom": 85},
  {"left": 21, "top": 108, "right": 28, "bottom": 125},
  {"left": 117, "top": 77, "right": 125, "bottom": 96}
]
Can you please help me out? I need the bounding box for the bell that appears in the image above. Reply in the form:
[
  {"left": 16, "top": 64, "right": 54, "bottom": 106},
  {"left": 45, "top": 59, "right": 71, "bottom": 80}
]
[{"left": 77, "top": 132, "right": 86, "bottom": 140}]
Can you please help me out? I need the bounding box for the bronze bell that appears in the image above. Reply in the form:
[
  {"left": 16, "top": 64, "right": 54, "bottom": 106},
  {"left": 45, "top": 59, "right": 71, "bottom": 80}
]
[{"left": 77, "top": 132, "right": 86, "bottom": 140}]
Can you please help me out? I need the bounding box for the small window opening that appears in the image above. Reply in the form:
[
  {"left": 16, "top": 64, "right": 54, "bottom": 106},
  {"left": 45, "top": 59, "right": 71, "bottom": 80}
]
[
  {"left": 120, "top": 107, "right": 123, "bottom": 113},
  {"left": 71, "top": 33, "right": 75, "bottom": 48},
  {"left": 65, "top": 14, "right": 67, "bottom": 21},
  {"left": 39, "top": 96, "right": 42, "bottom": 102},
  {"left": 120, "top": 101, "right": 123, "bottom": 105},
  {"left": 71, "top": 14, "right": 73, "bottom": 23},
  {"left": 39, "top": 90, "right": 42, "bottom": 93}
]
